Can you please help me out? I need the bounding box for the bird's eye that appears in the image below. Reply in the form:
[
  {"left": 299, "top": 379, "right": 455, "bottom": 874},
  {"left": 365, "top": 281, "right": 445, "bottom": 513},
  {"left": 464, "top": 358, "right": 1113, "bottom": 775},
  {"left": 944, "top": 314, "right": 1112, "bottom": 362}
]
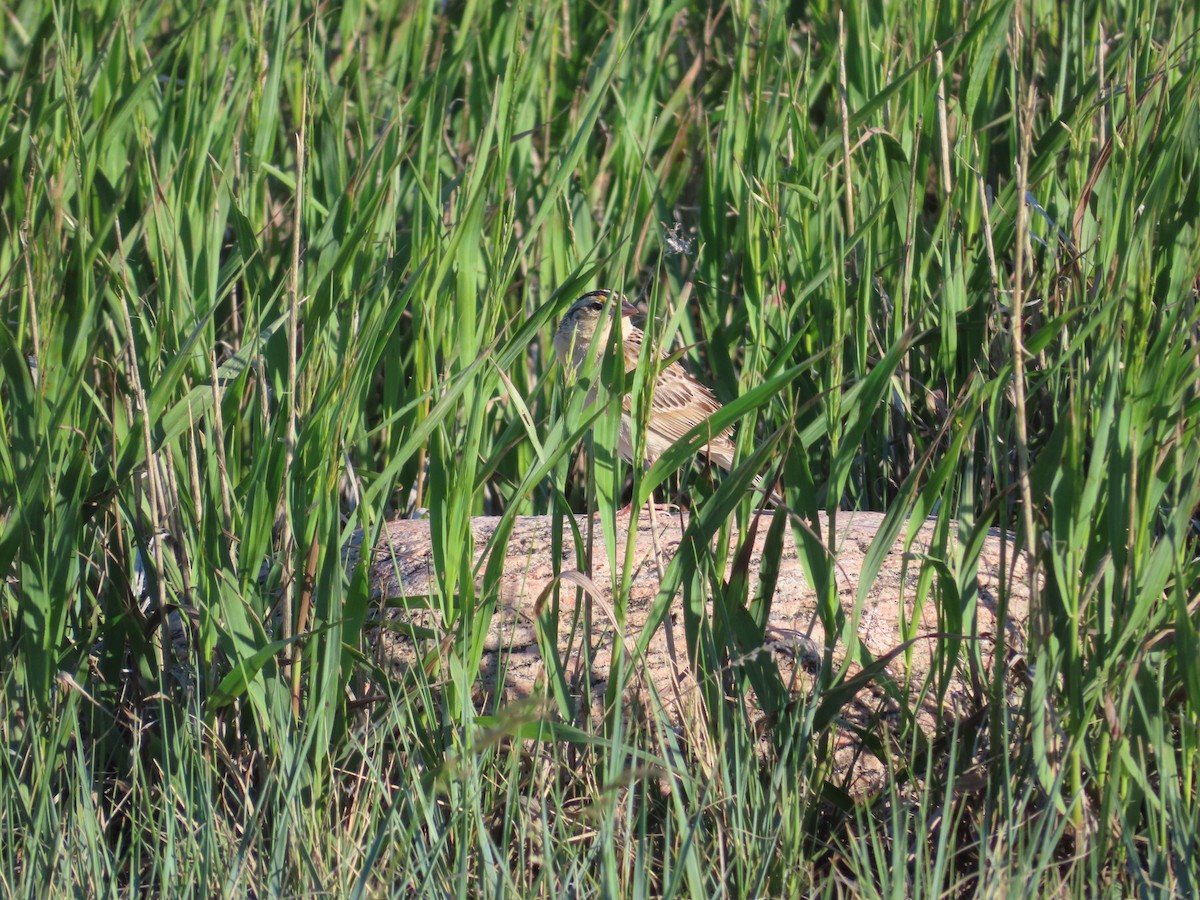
[{"left": 588, "top": 301, "right": 604, "bottom": 311}]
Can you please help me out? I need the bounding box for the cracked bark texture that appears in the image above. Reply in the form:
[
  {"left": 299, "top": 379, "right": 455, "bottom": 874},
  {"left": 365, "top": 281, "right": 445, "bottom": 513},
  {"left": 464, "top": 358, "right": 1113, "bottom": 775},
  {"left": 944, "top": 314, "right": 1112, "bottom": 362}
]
[{"left": 367, "top": 510, "right": 1031, "bottom": 797}]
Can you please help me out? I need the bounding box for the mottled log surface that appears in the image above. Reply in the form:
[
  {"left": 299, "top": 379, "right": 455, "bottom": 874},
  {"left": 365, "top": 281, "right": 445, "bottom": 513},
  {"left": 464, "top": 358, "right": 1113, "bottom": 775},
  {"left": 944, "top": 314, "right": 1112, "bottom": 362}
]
[{"left": 368, "top": 510, "right": 1031, "bottom": 796}]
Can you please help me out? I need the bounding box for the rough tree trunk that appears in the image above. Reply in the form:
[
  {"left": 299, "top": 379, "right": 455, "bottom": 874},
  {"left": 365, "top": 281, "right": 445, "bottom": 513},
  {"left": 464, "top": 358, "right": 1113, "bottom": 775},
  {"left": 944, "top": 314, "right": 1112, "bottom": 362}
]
[{"left": 368, "top": 509, "right": 1031, "bottom": 796}]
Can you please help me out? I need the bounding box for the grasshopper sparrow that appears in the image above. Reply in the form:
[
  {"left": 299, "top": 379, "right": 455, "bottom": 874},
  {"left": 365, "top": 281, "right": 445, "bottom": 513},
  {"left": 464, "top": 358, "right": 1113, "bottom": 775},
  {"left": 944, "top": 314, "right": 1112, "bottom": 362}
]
[{"left": 554, "top": 289, "right": 741, "bottom": 474}]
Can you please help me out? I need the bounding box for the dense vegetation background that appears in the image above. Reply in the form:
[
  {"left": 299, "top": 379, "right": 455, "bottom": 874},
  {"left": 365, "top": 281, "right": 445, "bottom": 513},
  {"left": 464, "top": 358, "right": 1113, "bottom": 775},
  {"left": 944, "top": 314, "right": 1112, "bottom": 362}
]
[{"left": 1, "top": 0, "right": 1198, "bottom": 894}]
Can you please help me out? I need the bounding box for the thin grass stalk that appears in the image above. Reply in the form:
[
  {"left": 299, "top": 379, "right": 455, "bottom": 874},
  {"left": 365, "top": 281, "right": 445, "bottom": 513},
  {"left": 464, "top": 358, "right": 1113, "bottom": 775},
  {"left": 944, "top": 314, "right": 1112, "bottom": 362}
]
[{"left": 285, "top": 74, "right": 309, "bottom": 718}]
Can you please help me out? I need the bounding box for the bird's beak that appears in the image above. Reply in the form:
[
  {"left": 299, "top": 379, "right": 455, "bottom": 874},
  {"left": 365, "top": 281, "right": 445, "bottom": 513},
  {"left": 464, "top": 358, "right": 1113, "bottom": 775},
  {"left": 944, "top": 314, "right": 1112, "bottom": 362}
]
[{"left": 620, "top": 298, "right": 639, "bottom": 318}]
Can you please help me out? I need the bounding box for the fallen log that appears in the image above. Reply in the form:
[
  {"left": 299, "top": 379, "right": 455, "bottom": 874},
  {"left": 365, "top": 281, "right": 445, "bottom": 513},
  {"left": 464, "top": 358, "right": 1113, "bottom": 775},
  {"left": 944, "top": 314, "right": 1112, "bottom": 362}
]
[{"left": 366, "top": 509, "right": 1031, "bottom": 795}]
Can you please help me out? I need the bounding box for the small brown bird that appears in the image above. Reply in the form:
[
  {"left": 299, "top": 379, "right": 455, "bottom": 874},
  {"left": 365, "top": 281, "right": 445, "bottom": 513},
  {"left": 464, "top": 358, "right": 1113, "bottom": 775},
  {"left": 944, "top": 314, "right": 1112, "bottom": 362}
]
[{"left": 553, "top": 289, "right": 740, "bottom": 473}]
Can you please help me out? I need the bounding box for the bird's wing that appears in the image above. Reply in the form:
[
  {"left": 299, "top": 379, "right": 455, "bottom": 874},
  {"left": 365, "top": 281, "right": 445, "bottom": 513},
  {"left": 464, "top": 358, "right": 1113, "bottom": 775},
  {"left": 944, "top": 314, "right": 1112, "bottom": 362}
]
[
  {"left": 649, "top": 367, "right": 736, "bottom": 460},
  {"left": 618, "top": 336, "right": 737, "bottom": 466}
]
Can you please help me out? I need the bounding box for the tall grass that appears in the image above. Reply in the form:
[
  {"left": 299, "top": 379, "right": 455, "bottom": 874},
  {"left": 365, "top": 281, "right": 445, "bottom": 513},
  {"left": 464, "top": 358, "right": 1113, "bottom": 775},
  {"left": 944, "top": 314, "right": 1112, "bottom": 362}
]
[{"left": 1, "top": 0, "right": 1198, "bottom": 893}]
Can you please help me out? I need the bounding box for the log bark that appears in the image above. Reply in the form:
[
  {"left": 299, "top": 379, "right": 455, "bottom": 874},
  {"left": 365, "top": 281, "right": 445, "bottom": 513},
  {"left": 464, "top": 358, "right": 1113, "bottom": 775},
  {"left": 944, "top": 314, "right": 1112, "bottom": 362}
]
[{"left": 368, "top": 509, "right": 1031, "bottom": 796}]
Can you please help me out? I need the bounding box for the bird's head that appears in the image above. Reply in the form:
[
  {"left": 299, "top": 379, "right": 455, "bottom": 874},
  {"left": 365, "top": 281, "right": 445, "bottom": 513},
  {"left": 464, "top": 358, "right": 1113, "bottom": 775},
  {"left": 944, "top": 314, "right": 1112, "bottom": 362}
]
[{"left": 553, "top": 289, "right": 638, "bottom": 376}]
